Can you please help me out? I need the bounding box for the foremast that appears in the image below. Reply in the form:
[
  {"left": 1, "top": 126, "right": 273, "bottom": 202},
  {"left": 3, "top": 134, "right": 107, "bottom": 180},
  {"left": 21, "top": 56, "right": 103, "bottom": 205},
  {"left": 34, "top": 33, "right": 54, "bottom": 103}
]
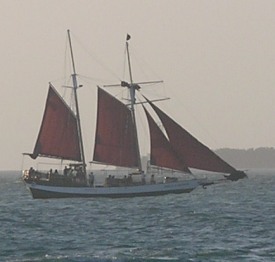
[{"left": 67, "top": 30, "right": 87, "bottom": 178}]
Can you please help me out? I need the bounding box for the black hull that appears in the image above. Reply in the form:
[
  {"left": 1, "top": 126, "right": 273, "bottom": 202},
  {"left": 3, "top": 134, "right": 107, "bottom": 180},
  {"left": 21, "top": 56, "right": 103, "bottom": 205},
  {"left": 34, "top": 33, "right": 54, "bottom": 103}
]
[{"left": 29, "top": 187, "right": 194, "bottom": 199}]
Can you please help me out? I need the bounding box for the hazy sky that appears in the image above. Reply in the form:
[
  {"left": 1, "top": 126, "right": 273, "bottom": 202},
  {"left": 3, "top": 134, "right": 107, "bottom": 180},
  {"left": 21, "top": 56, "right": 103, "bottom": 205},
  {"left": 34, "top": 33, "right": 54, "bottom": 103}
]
[{"left": 1, "top": 0, "right": 275, "bottom": 170}]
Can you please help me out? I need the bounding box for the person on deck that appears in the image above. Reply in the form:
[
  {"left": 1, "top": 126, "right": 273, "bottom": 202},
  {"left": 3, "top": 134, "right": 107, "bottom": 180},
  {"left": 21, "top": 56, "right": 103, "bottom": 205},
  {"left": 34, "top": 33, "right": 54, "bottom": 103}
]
[
  {"left": 142, "top": 173, "right": 146, "bottom": 185},
  {"left": 28, "top": 167, "right": 34, "bottom": 179},
  {"left": 150, "top": 174, "right": 155, "bottom": 184},
  {"left": 89, "top": 172, "right": 94, "bottom": 186}
]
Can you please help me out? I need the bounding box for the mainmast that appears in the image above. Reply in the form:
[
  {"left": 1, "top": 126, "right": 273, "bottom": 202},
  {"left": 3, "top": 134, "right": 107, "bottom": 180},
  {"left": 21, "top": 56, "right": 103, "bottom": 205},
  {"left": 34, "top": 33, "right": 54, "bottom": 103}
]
[
  {"left": 67, "top": 30, "right": 87, "bottom": 176},
  {"left": 125, "top": 35, "right": 142, "bottom": 172},
  {"left": 102, "top": 35, "right": 164, "bottom": 171}
]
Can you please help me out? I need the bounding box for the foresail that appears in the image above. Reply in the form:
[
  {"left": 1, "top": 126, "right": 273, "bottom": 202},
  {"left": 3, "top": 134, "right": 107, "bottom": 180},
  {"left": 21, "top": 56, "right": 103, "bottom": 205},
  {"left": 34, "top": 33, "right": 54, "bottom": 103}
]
[
  {"left": 143, "top": 106, "right": 190, "bottom": 173},
  {"left": 148, "top": 100, "right": 236, "bottom": 174},
  {"left": 31, "top": 85, "right": 81, "bottom": 161},
  {"left": 93, "top": 87, "right": 139, "bottom": 168}
]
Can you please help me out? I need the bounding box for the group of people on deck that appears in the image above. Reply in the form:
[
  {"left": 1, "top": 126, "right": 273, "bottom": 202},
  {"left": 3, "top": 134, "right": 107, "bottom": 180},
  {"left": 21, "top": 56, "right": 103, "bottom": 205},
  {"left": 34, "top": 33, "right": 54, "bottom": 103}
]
[
  {"left": 105, "top": 174, "right": 133, "bottom": 187},
  {"left": 25, "top": 165, "right": 86, "bottom": 184},
  {"left": 25, "top": 166, "right": 158, "bottom": 187},
  {"left": 25, "top": 167, "right": 37, "bottom": 180},
  {"left": 104, "top": 173, "right": 156, "bottom": 187},
  {"left": 62, "top": 165, "right": 86, "bottom": 184}
]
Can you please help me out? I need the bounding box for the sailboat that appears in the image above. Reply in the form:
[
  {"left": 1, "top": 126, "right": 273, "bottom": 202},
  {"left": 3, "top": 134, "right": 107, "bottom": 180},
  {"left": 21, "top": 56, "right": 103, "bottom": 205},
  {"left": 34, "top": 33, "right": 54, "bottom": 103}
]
[{"left": 22, "top": 30, "right": 246, "bottom": 199}]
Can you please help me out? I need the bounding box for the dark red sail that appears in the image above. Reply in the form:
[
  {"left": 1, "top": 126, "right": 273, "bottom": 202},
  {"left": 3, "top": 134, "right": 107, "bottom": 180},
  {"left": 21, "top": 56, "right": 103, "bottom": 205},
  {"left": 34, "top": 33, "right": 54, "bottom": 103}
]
[
  {"left": 31, "top": 85, "right": 81, "bottom": 161},
  {"left": 93, "top": 87, "right": 139, "bottom": 168},
  {"left": 148, "top": 100, "right": 236, "bottom": 174},
  {"left": 143, "top": 106, "right": 190, "bottom": 173}
]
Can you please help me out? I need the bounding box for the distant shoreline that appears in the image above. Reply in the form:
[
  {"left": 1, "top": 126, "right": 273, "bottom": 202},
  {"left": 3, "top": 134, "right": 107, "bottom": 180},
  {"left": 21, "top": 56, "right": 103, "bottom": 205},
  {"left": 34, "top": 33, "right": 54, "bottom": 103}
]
[{"left": 215, "top": 147, "right": 275, "bottom": 169}]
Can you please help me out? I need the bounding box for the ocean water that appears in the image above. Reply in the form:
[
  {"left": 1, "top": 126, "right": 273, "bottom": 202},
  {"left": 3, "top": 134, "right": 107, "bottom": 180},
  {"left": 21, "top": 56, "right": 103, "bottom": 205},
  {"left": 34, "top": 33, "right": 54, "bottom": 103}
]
[{"left": 0, "top": 170, "right": 274, "bottom": 262}]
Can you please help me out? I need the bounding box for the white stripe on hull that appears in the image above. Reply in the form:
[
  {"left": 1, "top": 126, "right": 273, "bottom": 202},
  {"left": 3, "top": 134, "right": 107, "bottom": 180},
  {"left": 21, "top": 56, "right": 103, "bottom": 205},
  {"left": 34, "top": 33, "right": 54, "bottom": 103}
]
[{"left": 25, "top": 180, "right": 200, "bottom": 199}]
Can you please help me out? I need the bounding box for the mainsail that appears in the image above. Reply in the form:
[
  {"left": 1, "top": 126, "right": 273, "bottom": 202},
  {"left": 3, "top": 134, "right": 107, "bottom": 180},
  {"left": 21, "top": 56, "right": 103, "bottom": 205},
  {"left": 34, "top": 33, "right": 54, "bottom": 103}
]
[
  {"left": 31, "top": 84, "right": 81, "bottom": 161},
  {"left": 93, "top": 87, "right": 139, "bottom": 168},
  {"left": 143, "top": 106, "right": 190, "bottom": 173},
  {"left": 148, "top": 100, "right": 237, "bottom": 174}
]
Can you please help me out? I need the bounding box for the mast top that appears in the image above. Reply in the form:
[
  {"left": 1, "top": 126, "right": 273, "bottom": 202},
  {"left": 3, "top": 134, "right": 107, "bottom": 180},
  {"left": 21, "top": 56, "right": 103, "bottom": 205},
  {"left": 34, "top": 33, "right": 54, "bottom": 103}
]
[
  {"left": 67, "top": 30, "right": 77, "bottom": 76},
  {"left": 126, "top": 34, "right": 131, "bottom": 41}
]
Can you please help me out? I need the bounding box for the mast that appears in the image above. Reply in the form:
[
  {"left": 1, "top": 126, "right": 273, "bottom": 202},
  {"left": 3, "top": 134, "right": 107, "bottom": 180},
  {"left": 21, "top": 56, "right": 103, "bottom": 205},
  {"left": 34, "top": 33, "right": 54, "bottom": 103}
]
[
  {"left": 125, "top": 35, "right": 142, "bottom": 172},
  {"left": 67, "top": 30, "right": 87, "bottom": 176}
]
